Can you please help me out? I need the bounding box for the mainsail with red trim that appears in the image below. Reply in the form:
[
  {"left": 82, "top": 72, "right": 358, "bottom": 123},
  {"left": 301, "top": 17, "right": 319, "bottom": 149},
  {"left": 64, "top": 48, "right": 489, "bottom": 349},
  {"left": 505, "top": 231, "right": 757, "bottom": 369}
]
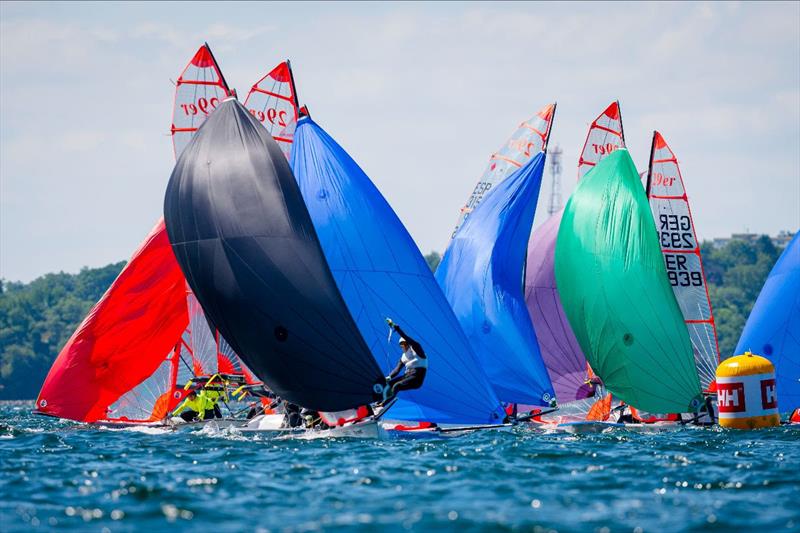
[
  {"left": 646, "top": 131, "right": 720, "bottom": 391},
  {"left": 450, "top": 103, "right": 555, "bottom": 238},
  {"left": 244, "top": 61, "right": 300, "bottom": 160},
  {"left": 170, "top": 43, "right": 231, "bottom": 159},
  {"left": 577, "top": 101, "right": 625, "bottom": 180}
]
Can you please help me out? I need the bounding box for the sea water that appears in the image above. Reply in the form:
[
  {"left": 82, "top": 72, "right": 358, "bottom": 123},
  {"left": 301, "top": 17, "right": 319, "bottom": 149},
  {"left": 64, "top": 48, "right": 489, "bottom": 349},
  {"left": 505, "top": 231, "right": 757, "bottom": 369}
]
[{"left": 1, "top": 402, "right": 798, "bottom": 532}]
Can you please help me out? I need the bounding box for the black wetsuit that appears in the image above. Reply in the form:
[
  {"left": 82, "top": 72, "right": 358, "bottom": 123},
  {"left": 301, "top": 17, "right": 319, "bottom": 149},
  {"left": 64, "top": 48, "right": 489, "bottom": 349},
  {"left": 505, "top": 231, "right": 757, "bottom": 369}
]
[{"left": 387, "top": 326, "right": 428, "bottom": 392}]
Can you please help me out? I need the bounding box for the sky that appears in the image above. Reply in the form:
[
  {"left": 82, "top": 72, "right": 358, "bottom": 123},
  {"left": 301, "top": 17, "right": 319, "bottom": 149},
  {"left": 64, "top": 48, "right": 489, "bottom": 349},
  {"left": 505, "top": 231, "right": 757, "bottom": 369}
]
[{"left": 1, "top": 1, "right": 798, "bottom": 282}]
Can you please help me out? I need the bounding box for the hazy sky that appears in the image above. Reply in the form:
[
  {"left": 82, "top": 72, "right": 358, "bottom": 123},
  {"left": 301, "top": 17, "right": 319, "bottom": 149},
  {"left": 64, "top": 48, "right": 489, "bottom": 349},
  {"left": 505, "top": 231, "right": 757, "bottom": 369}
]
[{"left": 1, "top": 1, "right": 798, "bottom": 282}]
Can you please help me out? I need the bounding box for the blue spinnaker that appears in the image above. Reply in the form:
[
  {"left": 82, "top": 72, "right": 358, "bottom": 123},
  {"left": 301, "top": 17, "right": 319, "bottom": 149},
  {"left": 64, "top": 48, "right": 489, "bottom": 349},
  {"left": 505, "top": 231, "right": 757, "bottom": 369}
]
[
  {"left": 291, "top": 117, "right": 505, "bottom": 424},
  {"left": 735, "top": 232, "right": 800, "bottom": 412},
  {"left": 436, "top": 152, "right": 555, "bottom": 406}
]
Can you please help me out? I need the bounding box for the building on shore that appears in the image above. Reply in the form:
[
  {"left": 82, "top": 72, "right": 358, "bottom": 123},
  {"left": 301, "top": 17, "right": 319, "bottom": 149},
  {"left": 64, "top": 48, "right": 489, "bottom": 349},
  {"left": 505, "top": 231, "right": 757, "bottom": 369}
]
[{"left": 711, "top": 230, "right": 795, "bottom": 250}]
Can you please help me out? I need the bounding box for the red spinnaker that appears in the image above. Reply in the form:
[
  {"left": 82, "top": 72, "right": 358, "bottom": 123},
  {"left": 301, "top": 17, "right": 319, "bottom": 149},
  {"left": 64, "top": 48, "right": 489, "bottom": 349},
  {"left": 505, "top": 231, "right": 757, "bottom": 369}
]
[{"left": 36, "top": 220, "right": 188, "bottom": 422}]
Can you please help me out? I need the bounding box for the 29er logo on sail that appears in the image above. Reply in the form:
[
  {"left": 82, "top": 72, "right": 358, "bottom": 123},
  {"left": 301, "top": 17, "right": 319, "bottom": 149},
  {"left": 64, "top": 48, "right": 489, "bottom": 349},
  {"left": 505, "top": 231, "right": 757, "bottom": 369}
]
[
  {"left": 249, "top": 107, "right": 289, "bottom": 128},
  {"left": 180, "top": 97, "right": 220, "bottom": 116}
]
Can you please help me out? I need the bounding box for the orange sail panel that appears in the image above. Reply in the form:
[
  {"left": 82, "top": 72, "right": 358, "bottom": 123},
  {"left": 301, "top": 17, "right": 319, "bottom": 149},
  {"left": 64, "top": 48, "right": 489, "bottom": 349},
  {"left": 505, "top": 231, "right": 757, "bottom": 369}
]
[
  {"left": 171, "top": 43, "right": 231, "bottom": 159},
  {"left": 450, "top": 103, "right": 555, "bottom": 238},
  {"left": 646, "top": 131, "right": 720, "bottom": 391},
  {"left": 36, "top": 220, "right": 189, "bottom": 423},
  {"left": 577, "top": 101, "right": 625, "bottom": 180},
  {"left": 244, "top": 61, "right": 300, "bottom": 161}
]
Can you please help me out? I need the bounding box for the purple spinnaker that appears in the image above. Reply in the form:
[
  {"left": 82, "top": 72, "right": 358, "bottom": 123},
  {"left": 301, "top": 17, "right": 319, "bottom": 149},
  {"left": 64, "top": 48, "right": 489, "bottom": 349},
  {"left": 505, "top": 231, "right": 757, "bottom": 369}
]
[{"left": 524, "top": 211, "right": 594, "bottom": 402}]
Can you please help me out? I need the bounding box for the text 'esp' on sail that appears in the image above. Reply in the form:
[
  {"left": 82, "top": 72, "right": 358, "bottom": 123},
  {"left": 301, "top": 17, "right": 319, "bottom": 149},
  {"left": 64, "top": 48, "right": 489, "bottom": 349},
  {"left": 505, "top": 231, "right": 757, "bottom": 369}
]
[
  {"left": 646, "top": 131, "right": 721, "bottom": 392},
  {"left": 524, "top": 102, "right": 626, "bottom": 404},
  {"left": 163, "top": 99, "right": 385, "bottom": 412},
  {"left": 735, "top": 233, "right": 800, "bottom": 411},
  {"left": 170, "top": 43, "right": 231, "bottom": 160},
  {"left": 36, "top": 221, "right": 190, "bottom": 422},
  {"left": 450, "top": 104, "right": 556, "bottom": 239},
  {"left": 291, "top": 117, "right": 505, "bottom": 424},
  {"left": 244, "top": 61, "right": 300, "bottom": 161},
  {"left": 437, "top": 152, "right": 556, "bottom": 407},
  {"left": 555, "top": 149, "right": 703, "bottom": 414}
]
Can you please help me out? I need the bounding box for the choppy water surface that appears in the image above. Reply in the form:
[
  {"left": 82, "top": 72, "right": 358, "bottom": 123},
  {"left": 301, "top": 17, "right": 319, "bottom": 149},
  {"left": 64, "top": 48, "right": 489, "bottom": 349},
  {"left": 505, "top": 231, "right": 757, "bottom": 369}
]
[{"left": 1, "top": 402, "right": 798, "bottom": 532}]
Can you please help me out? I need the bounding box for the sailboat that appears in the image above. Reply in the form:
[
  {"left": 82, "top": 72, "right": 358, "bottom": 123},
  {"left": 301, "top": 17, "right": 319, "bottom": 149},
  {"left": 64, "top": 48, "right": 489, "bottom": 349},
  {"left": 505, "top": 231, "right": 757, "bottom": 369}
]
[
  {"left": 164, "top": 98, "right": 388, "bottom": 414},
  {"left": 290, "top": 115, "right": 505, "bottom": 427},
  {"left": 35, "top": 46, "right": 291, "bottom": 426},
  {"left": 735, "top": 232, "right": 800, "bottom": 413},
  {"left": 436, "top": 150, "right": 555, "bottom": 408},
  {"left": 450, "top": 104, "right": 555, "bottom": 239},
  {"left": 555, "top": 149, "right": 704, "bottom": 416},
  {"left": 645, "top": 131, "right": 721, "bottom": 394},
  {"left": 525, "top": 102, "right": 625, "bottom": 413}
]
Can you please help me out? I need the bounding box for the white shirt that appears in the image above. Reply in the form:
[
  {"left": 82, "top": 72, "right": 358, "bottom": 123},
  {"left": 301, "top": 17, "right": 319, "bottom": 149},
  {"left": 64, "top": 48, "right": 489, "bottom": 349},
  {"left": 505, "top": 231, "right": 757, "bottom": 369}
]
[{"left": 401, "top": 346, "right": 428, "bottom": 371}]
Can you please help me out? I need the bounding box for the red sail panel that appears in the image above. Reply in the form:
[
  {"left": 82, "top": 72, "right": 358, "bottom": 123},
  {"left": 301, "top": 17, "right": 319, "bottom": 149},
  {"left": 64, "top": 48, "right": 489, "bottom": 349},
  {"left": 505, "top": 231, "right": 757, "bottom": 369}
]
[
  {"left": 647, "top": 131, "right": 720, "bottom": 391},
  {"left": 577, "top": 101, "right": 625, "bottom": 180},
  {"left": 450, "top": 103, "right": 556, "bottom": 239},
  {"left": 244, "top": 61, "right": 299, "bottom": 160},
  {"left": 35, "top": 220, "right": 189, "bottom": 423},
  {"left": 171, "top": 44, "right": 231, "bottom": 159}
]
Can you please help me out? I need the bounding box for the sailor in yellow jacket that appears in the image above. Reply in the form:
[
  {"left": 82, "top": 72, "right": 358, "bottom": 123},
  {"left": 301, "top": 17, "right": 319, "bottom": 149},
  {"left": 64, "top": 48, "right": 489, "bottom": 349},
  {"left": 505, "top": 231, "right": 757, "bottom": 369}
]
[{"left": 172, "top": 389, "right": 222, "bottom": 422}]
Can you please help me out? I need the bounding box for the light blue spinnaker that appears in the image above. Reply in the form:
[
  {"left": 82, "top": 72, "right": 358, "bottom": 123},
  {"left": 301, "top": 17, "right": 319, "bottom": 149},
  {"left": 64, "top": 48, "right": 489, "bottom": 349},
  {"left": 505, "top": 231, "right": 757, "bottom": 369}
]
[
  {"left": 735, "top": 232, "right": 800, "bottom": 412},
  {"left": 436, "top": 152, "right": 555, "bottom": 406},
  {"left": 291, "top": 117, "right": 505, "bottom": 424}
]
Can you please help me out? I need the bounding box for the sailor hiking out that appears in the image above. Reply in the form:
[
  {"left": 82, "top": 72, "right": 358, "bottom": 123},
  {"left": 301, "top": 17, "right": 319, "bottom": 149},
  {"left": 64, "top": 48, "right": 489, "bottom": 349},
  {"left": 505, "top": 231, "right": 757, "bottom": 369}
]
[{"left": 385, "top": 318, "right": 428, "bottom": 396}]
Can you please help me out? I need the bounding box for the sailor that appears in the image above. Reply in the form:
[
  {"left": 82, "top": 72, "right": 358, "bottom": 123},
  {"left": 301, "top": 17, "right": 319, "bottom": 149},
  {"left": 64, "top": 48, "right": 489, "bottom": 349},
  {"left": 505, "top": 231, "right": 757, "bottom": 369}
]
[
  {"left": 172, "top": 390, "right": 206, "bottom": 422},
  {"left": 200, "top": 387, "right": 223, "bottom": 420},
  {"left": 384, "top": 318, "right": 428, "bottom": 396}
]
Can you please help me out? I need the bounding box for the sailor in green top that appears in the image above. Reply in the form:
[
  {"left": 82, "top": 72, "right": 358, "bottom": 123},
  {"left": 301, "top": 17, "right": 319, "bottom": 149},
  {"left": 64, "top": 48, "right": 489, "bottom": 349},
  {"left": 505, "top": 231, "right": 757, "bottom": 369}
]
[{"left": 172, "top": 388, "right": 222, "bottom": 422}]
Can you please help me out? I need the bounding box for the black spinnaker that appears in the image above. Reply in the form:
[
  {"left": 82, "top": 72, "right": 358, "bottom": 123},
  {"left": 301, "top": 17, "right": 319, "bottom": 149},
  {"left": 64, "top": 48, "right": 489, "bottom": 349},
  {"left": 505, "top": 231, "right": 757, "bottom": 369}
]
[{"left": 163, "top": 98, "right": 385, "bottom": 412}]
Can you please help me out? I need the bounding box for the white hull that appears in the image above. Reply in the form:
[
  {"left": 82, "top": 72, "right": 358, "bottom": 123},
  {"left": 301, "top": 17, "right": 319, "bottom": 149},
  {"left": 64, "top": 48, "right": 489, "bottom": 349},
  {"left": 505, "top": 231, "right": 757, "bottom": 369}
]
[{"left": 236, "top": 414, "right": 383, "bottom": 439}]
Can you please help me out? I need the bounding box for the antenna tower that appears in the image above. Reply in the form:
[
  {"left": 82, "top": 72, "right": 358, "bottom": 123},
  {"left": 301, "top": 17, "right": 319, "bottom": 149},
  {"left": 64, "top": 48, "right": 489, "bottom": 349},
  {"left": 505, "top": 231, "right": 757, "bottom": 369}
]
[{"left": 547, "top": 144, "right": 563, "bottom": 216}]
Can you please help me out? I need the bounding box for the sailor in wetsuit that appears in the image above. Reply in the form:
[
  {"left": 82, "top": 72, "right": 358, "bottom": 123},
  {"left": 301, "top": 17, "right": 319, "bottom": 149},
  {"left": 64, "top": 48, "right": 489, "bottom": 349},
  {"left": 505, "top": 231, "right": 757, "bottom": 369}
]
[{"left": 385, "top": 319, "right": 428, "bottom": 396}]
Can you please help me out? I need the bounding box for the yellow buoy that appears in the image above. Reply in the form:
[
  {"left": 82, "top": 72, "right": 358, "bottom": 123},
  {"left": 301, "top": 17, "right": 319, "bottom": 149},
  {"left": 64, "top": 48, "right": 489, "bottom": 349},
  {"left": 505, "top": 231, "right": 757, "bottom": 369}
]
[{"left": 716, "top": 352, "right": 780, "bottom": 429}]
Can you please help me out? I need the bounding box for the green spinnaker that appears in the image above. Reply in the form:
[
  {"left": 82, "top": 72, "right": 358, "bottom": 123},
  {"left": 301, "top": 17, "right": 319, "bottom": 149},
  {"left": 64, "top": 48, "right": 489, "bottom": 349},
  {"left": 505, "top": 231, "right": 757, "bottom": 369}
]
[{"left": 554, "top": 149, "right": 703, "bottom": 414}]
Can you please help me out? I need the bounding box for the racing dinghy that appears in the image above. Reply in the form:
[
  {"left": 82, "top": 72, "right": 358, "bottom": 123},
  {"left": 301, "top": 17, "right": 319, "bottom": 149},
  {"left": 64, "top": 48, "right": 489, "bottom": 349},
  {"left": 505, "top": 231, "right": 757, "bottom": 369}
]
[
  {"left": 436, "top": 150, "right": 556, "bottom": 409},
  {"left": 524, "top": 102, "right": 626, "bottom": 426},
  {"left": 554, "top": 149, "right": 705, "bottom": 417},
  {"left": 735, "top": 232, "right": 800, "bottom": 415},
  {"left": 290, "top": 116, "right": 505, "bottom": 428},
  {"left": 164, "top": 98, "right": 390, "bottom": 436}
]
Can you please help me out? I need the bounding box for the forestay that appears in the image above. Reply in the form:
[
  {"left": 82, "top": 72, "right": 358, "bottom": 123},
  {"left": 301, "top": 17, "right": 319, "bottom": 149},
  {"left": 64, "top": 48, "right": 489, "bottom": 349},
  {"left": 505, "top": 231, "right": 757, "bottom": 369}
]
[
  {"left": 735, "top": 233, "right": 800, "bottom": 411},
  {"left": 291, "top": 117, "right": 505, "bottom": 424},
  {"left": 646, "top": 131, "right": 720, "bottom": 392},
  {"left": 164, "top": 99, "right": 385, "bottom": 412},
  {"left": 437, "top": 153, "right": 556, "bottom": 406},
  {"left": 450, "top": 104, "right": 555, "bottom": 238},
  {"left": 555, "top": 149, "right": 703, "bottom": 414},
  {"left": 171, "top": 43, "right": 231, "bottom": 159},
  {"left": 244, "top": 61, "right": 300, "bottom": 161}
]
